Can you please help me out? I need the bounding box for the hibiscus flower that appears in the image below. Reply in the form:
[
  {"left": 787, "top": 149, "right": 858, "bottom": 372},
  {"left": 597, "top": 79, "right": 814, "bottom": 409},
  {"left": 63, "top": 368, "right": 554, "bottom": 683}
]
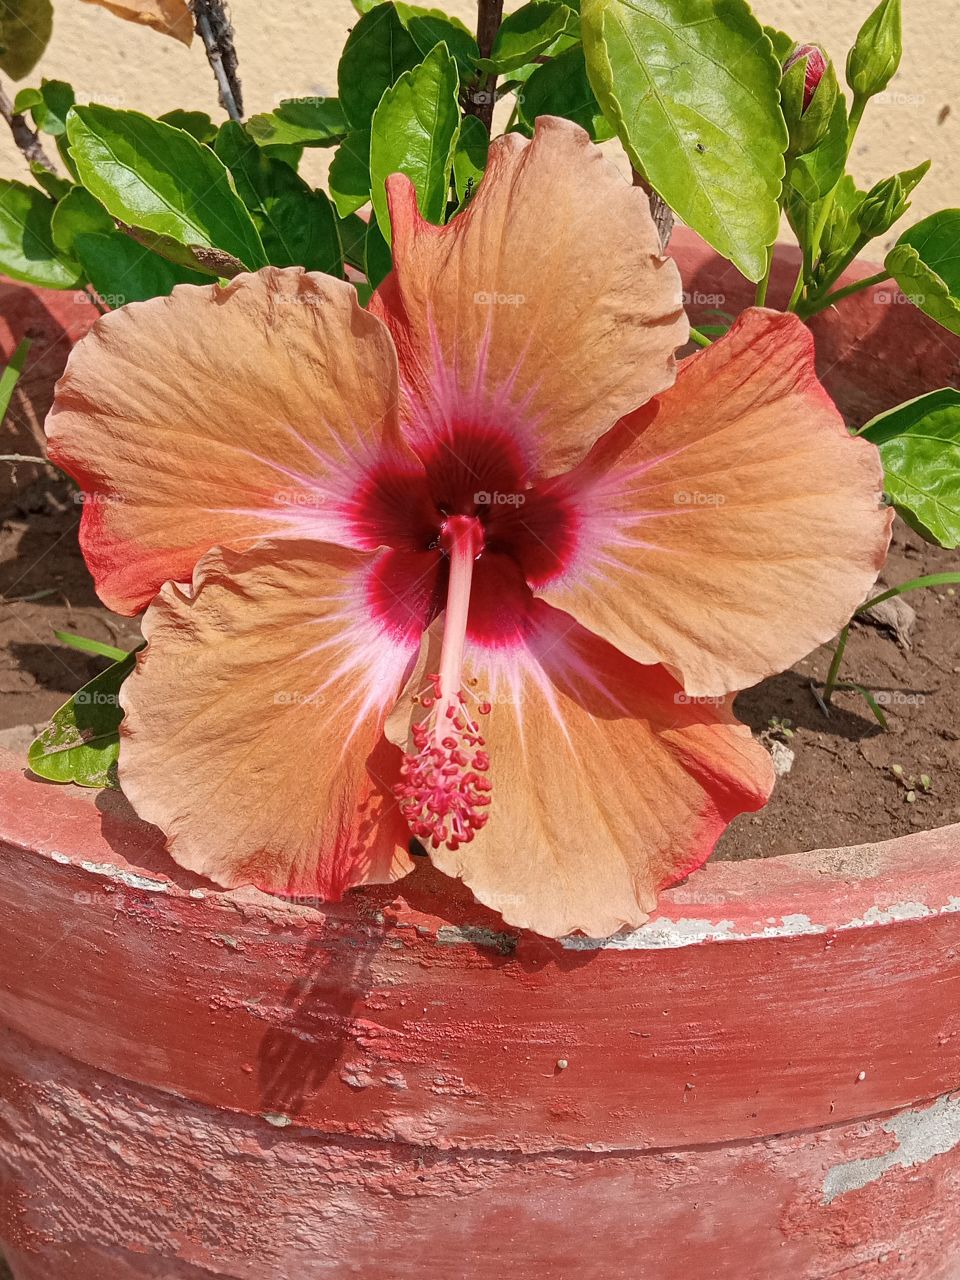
[{"left": 45, "top": 118, "right": 891, "bottom": 938}]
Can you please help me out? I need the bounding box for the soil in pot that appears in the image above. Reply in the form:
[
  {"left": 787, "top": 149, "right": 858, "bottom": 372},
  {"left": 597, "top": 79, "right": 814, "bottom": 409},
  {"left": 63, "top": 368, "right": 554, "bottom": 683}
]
[{"left": 1, "top": 473, "right": 958, "bottom": 860}]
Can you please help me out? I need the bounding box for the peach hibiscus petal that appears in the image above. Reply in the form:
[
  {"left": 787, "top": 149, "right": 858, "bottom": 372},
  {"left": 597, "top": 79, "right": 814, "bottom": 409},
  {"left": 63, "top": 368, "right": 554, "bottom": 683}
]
[
  {"left": 370, "top": 115, "right": 687, "bottom": 481},
  {"left": 80, "top": 0, "right": 194, "bottom": 44},
  {"left": 119, "top": 540, "right": 416, "bottom": 897},
  {"left": 46, "top": 268, "right": 405, "bottom": 615},
  {"left": 541, "top": 309, "right": 894, "bottom": 697},
  {"left": 388, "top": 604, "right": 773, "bottom": 939}
]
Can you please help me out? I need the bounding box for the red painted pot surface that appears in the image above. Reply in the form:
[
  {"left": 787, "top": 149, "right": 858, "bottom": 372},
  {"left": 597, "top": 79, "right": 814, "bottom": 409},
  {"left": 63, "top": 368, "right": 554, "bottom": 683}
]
[
  {"left": 2, "top": 248, "right": 960, "bottom": 1279},
  {"left": 2, "top": 756, "right": 960, "bottom": 1280}
]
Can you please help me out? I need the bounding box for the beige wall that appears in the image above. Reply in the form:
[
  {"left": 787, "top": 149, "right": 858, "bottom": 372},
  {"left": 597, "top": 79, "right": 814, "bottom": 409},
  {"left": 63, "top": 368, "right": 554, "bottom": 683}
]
[{"left": 1, "top": 0, "right": 955, "bottom": 258}]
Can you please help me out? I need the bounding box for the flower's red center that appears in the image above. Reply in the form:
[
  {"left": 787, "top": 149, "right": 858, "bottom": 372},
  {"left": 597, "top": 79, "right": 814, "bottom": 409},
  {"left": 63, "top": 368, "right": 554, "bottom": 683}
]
[
  {"left": 394, "top": 515, "right": 493, "bottom": 850},
  {"left": 349, "top": 423, "right": 580, "bottom": 652}
]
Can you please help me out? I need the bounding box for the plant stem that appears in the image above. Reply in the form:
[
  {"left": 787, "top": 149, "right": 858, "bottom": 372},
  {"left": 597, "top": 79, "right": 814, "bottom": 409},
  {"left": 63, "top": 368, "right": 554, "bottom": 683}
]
[
  {"left": 191, "top": 0, "right": 243, "bottom": 121},
  {"left": 786, "top": 266, "right": 806, "bottom": 312},
  {"left": 688, "top": 327, "right": 711, "bottom": 348},
  {"left": 822, "top": 572, "right": 960, "bottom": 705},
  {"left": 754, "top": 249, "right": 773, "bottom": 306},
  {"left": 464, "top": 0, "right": 504, "bottom": 132},
  {"left": 847, "top": 95, "right": 867, "bottom": 150},
  {"left": 786, "top": 95, "right": 870, "bottom": 315},
  {"left": 822, "top": 623, "right": 849, "bottom": 705},
  {"left": 0, "top": 80, "right": 57, "bottom": 174},
  {"left": 799, "top": 270, "right": 890, "bottom": 319}
]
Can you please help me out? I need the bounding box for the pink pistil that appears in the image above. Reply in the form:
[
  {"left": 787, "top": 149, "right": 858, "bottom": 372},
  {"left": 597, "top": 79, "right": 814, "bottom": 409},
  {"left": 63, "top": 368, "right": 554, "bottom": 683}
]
[{"left": 395, "top": 516, "right": 492, "bottom": 851}]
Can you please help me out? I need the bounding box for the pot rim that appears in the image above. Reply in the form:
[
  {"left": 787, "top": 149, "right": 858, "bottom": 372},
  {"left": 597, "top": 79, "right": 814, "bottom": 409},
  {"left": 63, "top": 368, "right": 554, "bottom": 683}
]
[{"left": 1, "top": 746, "right": 958, "bottom": 948}]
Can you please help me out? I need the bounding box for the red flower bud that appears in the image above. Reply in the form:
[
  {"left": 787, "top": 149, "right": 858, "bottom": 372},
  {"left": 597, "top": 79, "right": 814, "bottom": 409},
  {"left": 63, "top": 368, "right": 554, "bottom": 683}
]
[{"left": 784, "top": 43, "right": 827, "bottom": 113}]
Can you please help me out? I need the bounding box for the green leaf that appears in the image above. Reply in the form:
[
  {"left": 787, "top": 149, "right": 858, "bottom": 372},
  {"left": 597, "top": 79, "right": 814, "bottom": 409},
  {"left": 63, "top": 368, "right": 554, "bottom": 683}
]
[
  {"left": 337, "top": 210, "right": 368, "bottom": 272},
  {"left": 0, "top": 179, "right": 82, "bottom": 288},
  {"left": 246, "top": 98, "right": 347, "bottom": 149},
  {"left": 453, "top": 114, "right": 488, "bottom": 205},
  {"left": 260, "top": 142, "right": 303, "bottom": 170},
  {"left": 25, "top": 78, "right": 74, "bottom": 135},
  {"left": 28, "top": 651, "right": 138, "bottom": 789},
  {"left": 764, "top": 25, "right": 795, "bottom": 63},
  {"left": 56, "top": 133, "right": 79, "bottom": 182},
  {"left": 0, "top": 0, "right": 52, "bottom": 80},
  {"left": 12, "top": 85, "right": 40, "bottom": 113},
  {"left": 886, "top": 209, "right": 960, "bottom": 336},
  {"left": 370, "top": 42, "right": 460, "bottom": 243},
  {"left": 0, "top": 335, "right": 29, "bottom": 422},
  {"left": 338, "top": 3, "right": 422, "bottom": 129},
  {"left": 215, "top": 121, "right": 343, "bottom": 275},
  {"left": 517, "top": 43, "right": 613, "bottom": 141},
  {"left": 52, "top": 186, "right": 208, "bottom": 302},
  {"left": 859, "top": 388, "right": 960, "bottom": 549},
  {"left": 581, "top": 0, "right": 788, "bottom": 281},
  {"left": 329, "top": 128, "right": 372, "bottom": 217},
  {"left": 395, "top": 3, "right": 479, "bottom": 74},
  {"left": 488, "top": 2, "right": 579, "bottom": 71},
  {"left": 365, "top": 215, "right": 392, "bottom": 289},
  {"left": 66, "top": 104, "right": 267, "bottom": 271},
  {"left": 75, "top": 231, "right": 209, "bottom": 304},
  {"left": 350, "top": 0, "right": 383, "bottom": 11},
  {"left": 30, "top": 162, "right": 70, "bottom": 199},
  {"left": 859, "top": 572, "right": 960, "bottom": 612},
  {"left": 159, "top": 109, "right": 218, "bottom": 144},
  {"left": 54, "top": 630, "right": 129, "bottom": 662},
  {"left": 50, "top": 184, "right": 113, "bottom": 255}
]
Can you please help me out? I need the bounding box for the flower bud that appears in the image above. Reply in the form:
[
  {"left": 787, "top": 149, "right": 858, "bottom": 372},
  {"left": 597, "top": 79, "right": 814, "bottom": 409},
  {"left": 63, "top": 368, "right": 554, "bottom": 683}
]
[
  {"left": 781, "top": 45, "right": 839, "bottom": 157},
  {"left": 856, "top": 158, "right": 930, "bottom": 239},
  {"left": 857, "top": 175, "right": 906, "bottom": 238},
  {"left": 784, "top": 43, "right": 827, "bottom": 111},
  {"left": 846, "top": 0, "right": 902, "bottom": 102}
]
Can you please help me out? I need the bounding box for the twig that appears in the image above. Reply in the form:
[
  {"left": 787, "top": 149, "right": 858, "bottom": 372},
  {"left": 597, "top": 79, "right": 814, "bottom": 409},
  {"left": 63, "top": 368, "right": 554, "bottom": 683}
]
[
  {"left": 464, "top": 0, "right": 504, "bottom": 133},
  {"left": 0, "top": 454, "right": 55, "bottom": 465},
  {"left": 0, "top": 80, "right": 56, "bottom": 174},
  {"left": 191, "top": 0, "right": 243, "bottom": 121},
  {"left": 632, "top": 168, "right": 674, "bottom": 251}
]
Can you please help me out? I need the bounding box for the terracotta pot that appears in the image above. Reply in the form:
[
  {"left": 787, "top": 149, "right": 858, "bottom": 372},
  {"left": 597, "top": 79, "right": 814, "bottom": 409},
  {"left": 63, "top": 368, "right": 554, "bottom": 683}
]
[
  {"left": 2, "top": 242, "right": 960, "bottom": 1279},
  {"left": 2, "top": 752, "right": 960, "bottom": 1280}
]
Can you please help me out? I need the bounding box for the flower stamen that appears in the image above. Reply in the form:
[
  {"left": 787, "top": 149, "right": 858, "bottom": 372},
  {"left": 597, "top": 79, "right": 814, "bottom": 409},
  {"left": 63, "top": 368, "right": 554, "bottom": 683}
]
[{"left": 395, "top": 516, "right": 491, "bottom": 851}]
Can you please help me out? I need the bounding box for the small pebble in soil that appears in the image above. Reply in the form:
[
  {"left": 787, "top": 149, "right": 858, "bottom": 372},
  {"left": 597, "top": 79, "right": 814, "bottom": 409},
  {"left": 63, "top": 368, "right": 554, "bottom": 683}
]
[{"left": 556, "top": 1058, "right": 568, "bottom": 1071}]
